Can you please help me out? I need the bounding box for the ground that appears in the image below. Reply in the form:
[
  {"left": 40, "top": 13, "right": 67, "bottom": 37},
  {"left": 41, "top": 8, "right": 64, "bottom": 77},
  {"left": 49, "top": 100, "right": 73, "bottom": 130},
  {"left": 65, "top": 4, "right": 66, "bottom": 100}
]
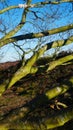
[{"left": 0, "top": 51, "right": 73, "bottom": 129}]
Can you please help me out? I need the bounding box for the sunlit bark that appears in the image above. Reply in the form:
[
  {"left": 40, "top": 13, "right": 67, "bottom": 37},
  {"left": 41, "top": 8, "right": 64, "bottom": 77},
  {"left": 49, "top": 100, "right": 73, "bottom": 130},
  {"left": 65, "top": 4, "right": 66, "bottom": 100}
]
[
  {"left": 45, "top": 76, "right": 73, "bottom": 99},
  {"left": 47, "top": 54, "right": 73, "bottom": 71},
  {"left": 0, "top": 1, "right": 73, "bottom": 129},
  {"left": 0, "top": 24, "right": 73, "bottom": 47}
]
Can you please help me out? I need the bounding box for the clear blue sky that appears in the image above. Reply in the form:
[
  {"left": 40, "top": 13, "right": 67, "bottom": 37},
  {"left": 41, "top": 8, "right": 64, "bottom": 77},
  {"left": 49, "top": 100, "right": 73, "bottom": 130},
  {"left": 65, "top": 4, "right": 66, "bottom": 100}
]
[{"left": 0, "top": 0, "right": 73, "bottom": 62}]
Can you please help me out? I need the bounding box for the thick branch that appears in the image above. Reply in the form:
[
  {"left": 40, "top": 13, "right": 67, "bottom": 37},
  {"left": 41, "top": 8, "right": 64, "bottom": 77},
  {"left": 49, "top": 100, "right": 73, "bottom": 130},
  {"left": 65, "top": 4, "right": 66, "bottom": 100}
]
[
  {"left": 0, "top": 0, "right": 73, "bottom": 15},
  {"left": 6, "top": 45, "right": 47, "bottom": 90},
  {"left": 0, "top": 24, "right": 73, "bottom": 47},
  {"left": 19, "top": 0, "right": 73, "bottom": 8},
  {"left": 44, "top": 107, "right": 73, "bottom": 129},
  {"left": 45, "top": 76, "right": 73, "bottom": 99},
  {"left": 46, "top": 36, "right": 73, "bottom": 49},
  {"left": 47, "top": 54, "right": 73, "bottom": 71},
  {"left": 12, "top": 24, "right": 73, "bottom": 40}
]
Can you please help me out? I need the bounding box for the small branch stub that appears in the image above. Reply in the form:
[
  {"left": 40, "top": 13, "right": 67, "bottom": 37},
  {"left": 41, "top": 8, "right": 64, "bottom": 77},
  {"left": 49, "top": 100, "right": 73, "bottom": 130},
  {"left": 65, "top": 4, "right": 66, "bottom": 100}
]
[
  {"left": 18, "top": 4, "right": 28, "bottom": 8},
  {"left": 18, "top": 4, "right": 34, "bottom": 8}
]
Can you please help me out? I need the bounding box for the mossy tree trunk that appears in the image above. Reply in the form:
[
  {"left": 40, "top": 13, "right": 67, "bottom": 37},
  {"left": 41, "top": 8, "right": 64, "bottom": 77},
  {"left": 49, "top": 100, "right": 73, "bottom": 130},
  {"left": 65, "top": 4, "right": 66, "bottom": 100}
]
[{"left": 0, "top": 0, "right": 73, "bottom": 129}]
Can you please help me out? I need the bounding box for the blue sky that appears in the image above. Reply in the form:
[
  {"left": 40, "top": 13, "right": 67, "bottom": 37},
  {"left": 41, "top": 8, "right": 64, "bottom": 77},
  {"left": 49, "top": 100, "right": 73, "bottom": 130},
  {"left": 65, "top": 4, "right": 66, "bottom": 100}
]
[{"left": 0, "top": 0, "right": 73, "bottom": 62}]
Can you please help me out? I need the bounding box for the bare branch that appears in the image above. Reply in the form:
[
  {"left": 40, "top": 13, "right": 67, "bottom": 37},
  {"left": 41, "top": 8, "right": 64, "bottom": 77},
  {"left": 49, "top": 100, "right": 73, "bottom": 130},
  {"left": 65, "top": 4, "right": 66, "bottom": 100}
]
[
  {"left": 0, "top": 5, "right": 19, "bottom": 14},
  {"left": 18, "top": 0, "right": 73, "bottom": 8},
  {"left": 0, "top": 0, "right": 73, "bottom": 15},
  {"left": 47, "top": 54, "right": 73, "bottom": 71},
  {"left": 0, "top": 24, "right": 73, "bottom": 47},
  {"left": 5, "top": 45, "right": 47, "bottom": 89}
]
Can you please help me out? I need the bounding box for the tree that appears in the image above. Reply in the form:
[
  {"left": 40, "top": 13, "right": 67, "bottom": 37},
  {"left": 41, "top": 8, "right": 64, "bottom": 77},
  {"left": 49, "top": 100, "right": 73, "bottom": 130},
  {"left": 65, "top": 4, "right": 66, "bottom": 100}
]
[{"left": 0, "top": 0, "right": 73, "bottom": 129}]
